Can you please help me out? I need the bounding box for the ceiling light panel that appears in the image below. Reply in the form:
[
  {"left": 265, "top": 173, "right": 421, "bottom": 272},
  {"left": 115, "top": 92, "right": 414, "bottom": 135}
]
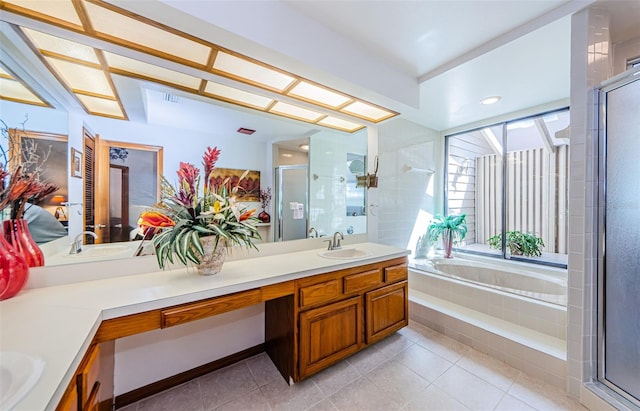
[
  {"left": 83, "top": 1, "right": 210, "bottom": 66},
  {"left": 204, "top": 82, "right": 273, "bottom": 110},
  {"left": 317, "top": 116, "right": 364, "bottom": 133},
  {"left": 46, "top": 57, "right": 114, "bottom": 97},
  {"left": 76, "top": 94, "right": 124, "bottom": 118},
  {"left": 213, "top": 52, "right": 295, "bottom": 92},
  {"left": 0, "top": 77, "right": 46, "bottom": 105},
  {"left": 3, "top": 0, "right": 83, "bottom": 27},
  {"left": 288, "top": 81, "right": 351, "bottom": 108},
  {"left": 269, "top": 101, "right": 324, "bottom": 122},
  {"left": 21, "top": 28, "right": 99, "bottom": 64},
  {"left": 340, "top": 101, "right": 395, "bottom": 122},
  {"left": 104, "top": 52, "right": 201, "bottom": 90}
]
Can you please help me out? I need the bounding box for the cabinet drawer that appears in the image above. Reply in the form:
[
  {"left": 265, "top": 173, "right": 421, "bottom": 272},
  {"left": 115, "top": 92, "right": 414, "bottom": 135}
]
[
  {"left": 384, "top": 263, "right": 408, "bottom": 283},
  {"left": 299, "top": 279, "right": 340, "bottom": 308},
  {"left": 343, "top": 269, "right": 382, "bottom": 294},
  {"left": 161, "top": 289, "right": 262, "bottom": 328}
]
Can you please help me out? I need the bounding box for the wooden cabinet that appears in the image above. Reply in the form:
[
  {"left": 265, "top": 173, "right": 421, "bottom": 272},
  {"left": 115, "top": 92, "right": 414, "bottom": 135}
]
[
  {"left": 299, "top": 297, "right": 362, "bottom": 378},
  {"left": 57, "top": 384, "right": 78, "bottom": 411},
  {"left": 56, "top": 343, "right": 110, "bottom": 411},
  {"left": 366, "top": 281, "right": 408, "bottom": 344},
  {"left": 295, "top": 257, "right": 408, "bottom": 381},
  {"left": 55, "top": 254, "right": 407, "bottom": 409}
]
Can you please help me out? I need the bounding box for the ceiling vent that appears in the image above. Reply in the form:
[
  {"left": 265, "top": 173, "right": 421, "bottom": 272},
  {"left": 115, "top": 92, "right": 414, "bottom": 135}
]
[
  {"left": 164, "top": 93, "right": 179, "bottom": 103},
  {"left": 237, "top": 127, "right": 256, "bottom": 135}
]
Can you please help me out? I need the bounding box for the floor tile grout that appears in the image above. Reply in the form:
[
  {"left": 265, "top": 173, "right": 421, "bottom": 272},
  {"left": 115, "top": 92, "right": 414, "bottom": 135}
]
[{"left": 125, "top": 323, "right": 584, "bottom": 411}]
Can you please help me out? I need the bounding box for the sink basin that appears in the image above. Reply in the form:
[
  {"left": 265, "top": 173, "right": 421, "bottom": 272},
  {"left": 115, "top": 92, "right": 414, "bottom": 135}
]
[
  {"left": 319, "top": 248, "right": 371, "bottom": 259},
  {"left": 63, "top": 244, "right": 132, "bottom": 259},
  {"left": 0, "top": 352, "right": 45, "bottom": 410}
]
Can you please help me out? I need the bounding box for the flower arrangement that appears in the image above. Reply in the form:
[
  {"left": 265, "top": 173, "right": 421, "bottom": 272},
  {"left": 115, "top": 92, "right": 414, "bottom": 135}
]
[
  {"left": 259, "top": 187, "right": 272, "bottom": 210},
  {"left": 1, "top": 118, "right": 58, "bottom": 220},
  {"left": 138, "top": 146, "right": 260, "bottom": 270}
]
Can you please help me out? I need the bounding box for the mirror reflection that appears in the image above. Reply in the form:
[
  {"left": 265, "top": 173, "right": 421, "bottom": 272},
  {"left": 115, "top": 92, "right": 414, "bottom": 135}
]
[{"left": 0, "top": 17, "right": 370, "bottom": 267}]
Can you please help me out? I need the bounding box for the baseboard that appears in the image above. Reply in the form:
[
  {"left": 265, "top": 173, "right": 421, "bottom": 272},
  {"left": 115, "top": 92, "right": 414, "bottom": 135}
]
[{"left": 114, "top": 344, "right": 265, "bottom": 409}]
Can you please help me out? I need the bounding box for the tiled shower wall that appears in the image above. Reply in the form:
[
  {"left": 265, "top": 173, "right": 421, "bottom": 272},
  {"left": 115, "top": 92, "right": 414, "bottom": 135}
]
[
  {"left": 568, "top": 6, "right": 620, "bottom": 410},
  {"left": 376, "top": 118, "right": 441, "bottom": 251}
]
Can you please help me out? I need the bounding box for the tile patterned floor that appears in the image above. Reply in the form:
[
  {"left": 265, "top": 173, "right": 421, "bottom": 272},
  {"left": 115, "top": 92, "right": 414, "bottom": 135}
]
[{"left": 119, "top": 321, "right": 586, "bottom": 411}]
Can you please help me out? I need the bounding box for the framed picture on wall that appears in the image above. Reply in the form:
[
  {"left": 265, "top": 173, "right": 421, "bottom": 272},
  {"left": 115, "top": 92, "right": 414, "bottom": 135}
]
[
  {"left": 209, "top": 168, "right": 260, "bottom": 202},
  {"left": 71, "top": 147, "right": 83, "bottom": 178}
]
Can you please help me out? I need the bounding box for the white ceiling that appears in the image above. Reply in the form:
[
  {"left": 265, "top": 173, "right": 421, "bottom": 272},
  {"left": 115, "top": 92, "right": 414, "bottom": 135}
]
[
  {"left": 1, "top": 0, "right": 617, "bottom": 135},
  {"left": 154, "top": 0, "right": 589, "bottom": 131}
]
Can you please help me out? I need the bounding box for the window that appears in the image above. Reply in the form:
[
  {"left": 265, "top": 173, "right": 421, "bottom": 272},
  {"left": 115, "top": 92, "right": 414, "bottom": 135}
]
[
  {"left": 627, "top": 56, "right": 640, "bottom": 70},
  {"left": 445, "top": 108, "right": 569, "bottom": 267}
]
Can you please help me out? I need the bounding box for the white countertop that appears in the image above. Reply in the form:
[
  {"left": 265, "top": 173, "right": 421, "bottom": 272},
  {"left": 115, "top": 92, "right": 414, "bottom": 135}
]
[{"left": 0, "top": 242, "right": 409, "bottom": 411}]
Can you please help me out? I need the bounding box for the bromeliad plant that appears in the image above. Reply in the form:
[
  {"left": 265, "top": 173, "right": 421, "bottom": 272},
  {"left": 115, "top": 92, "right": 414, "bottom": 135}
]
[{"left": 138, "top": 146, "right": 260, "bottom": 269}]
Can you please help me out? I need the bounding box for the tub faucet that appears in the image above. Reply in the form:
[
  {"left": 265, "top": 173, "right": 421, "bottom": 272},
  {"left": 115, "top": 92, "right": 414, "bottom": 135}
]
[{"left": 70, "top": 231, "right": 98, "bottom": 254}]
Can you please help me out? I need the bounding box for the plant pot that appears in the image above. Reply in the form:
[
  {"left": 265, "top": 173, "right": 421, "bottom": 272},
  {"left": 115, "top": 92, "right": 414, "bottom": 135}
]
[
  {"left": 196, "top": 236, "right": 227, "bottom": 275},
  {"left": 442, "top": 232, "right": 454, "bottom": 258},
  {"left": 3, "top": 219, "right": 44, "bottom": 267}
]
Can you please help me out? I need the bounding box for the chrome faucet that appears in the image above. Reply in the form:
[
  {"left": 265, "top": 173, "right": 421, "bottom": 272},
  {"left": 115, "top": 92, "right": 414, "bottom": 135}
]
[
  {"left": 324, "top": 231, "right": 344, "bottom": 250},
  {"left": 332, "top": 231, "right": 344, "bottom": 250},
  {"left": 308, "top": 227, "right": 318, "bottom": 238},
  {"left": 69, "top": 231, "right": 98, "bottom": 254}
]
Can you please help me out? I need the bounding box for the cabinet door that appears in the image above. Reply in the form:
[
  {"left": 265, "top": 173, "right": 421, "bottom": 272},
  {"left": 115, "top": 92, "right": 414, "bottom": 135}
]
[
  {"left": 365, "top": 281, "right": 408, "bottom": 344},
  {"left": 56, "top": 385, "right": 78, "bottom": 411},
  {"left": 78, "top": 344, "right": 100, "bottom": 409},
  {"left": 299, "top": 296, "right": 362, "bottom": 379}
]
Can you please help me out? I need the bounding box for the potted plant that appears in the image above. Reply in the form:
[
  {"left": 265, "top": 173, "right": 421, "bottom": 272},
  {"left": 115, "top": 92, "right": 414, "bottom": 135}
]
[
  {"left": 138, "top": 146, "right": 260, "bottom": 275},
  {"left": 487, "top": 230, "right": 545, "bottom": 257},
  {"left": 427, "top": 213, "right": 467, "bottom": 258}
]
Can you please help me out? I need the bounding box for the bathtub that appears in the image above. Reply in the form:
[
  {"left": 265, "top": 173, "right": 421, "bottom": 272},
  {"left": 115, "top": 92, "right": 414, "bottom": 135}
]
[
  {"left": 416, "top": 256, "right": 567, "bottom": 306},
  {"left": 408, "top": 255, "right": 568, "bottom": 385}
]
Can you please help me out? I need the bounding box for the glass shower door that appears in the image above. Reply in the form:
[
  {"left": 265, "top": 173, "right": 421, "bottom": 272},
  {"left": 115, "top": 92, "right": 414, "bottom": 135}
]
[{"left": 599, "top": 75, "right": 640, "bottom": 406}]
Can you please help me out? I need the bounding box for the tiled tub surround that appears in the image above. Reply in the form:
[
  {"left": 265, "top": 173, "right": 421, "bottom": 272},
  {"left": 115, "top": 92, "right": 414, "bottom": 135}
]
[{"left": 409, "top": 256, "right": 568, "bottom": 388}]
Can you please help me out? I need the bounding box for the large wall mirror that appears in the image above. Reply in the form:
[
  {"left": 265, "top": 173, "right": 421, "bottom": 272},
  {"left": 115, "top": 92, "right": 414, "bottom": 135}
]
[{"left": 0, "top": 15, "right": 371, "bottom": 267}]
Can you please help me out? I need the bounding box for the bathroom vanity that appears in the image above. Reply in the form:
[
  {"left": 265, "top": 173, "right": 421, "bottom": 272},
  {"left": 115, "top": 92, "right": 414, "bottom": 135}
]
[{"left": 0, "top": 242, "right": 409, "bottom": 411}]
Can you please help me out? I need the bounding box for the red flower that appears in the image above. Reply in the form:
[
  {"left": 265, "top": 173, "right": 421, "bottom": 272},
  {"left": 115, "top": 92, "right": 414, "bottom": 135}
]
[
  {"left": 239, "top": 209, "right": 256, "bottom": 221},
  {"left": 175, "top": 162, "right": 199, "bottom": 207},
  {"left": 138, "top": 211, "right": 176, "bottom": 229},
  {"left": 203, "top": 146, "right": 221, "bottom": 192}
]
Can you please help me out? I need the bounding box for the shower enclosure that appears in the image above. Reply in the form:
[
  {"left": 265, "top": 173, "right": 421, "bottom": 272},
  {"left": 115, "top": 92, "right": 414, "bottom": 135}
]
[
  {"left": 598, "top": 72, "right": 640, "bottom": 407},
  {"left": 274, "top": 165, "right": 308, "bottom": 242}
]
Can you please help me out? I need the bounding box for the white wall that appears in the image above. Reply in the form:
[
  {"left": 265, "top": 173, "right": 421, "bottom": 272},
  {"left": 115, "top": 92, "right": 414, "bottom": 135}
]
[
  {"left": 376, "top": 118, "right": 441, "bottom": 253},
  {"left": 114, "top": 304, "right": 264, "bottom": 395}
]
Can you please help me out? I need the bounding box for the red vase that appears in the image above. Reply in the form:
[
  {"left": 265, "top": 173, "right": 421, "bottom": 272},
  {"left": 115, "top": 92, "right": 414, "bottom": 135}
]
[
  {"left": 0, "top": 225, "right": 30, "bottom": 300},
  {"left": 258, "top": 210, "right": 270, "bottom": 223},
  {"left": 3, "top": 219, "right": 45, "bottom": 267}
]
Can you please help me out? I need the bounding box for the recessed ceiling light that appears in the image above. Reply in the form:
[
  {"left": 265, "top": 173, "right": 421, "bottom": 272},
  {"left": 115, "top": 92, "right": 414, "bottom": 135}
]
[
  {"left": 299, "top": 144, "right": 309, "bottom": 151},
  {"left": 480, "top": 96, "right": 501, "bottom": 105}
]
